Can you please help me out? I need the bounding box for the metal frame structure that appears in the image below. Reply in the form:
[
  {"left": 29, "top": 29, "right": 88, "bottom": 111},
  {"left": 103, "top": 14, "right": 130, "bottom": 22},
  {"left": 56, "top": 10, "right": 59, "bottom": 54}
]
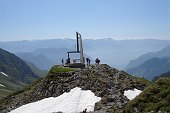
[{"left": 65, "top": 32, "right": 85, "bottom": 68}]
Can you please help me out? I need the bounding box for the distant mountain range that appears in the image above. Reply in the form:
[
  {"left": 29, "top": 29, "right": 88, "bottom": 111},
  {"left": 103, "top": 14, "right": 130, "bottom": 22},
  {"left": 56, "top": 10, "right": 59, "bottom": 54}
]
[
  {"left": 16, "top": 51, "right": 54, "bottom": 70},
  {"left": 126, "top": 45, "right": 170, "bottom": 80},
  {"left": 126, "top": 57, "right": 170, "bottom": 80},
  {"left": 1, "top": 39, "right": 170, "bottom": 69},
  {"left": 126, "top": 45, "right": 170, "bottom": 69},
  {"left": 0, "top": 48, "right": 40, "bottom": 99},
  {"left": 25, "top": 61, "right": 48, "bottom": 78},
  {"left": 15, "top": 47, "right": 91, "bottom": 70}
]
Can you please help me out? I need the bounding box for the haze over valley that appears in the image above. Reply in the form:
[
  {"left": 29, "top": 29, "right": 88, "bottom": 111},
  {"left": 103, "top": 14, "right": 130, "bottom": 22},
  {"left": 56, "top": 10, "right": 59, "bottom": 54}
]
[
  {"left": 1, "top": 39, "right": 170, "bottom": 70},
  {"left": 0, "top": 0, "right": 170, "bottom": 113}
]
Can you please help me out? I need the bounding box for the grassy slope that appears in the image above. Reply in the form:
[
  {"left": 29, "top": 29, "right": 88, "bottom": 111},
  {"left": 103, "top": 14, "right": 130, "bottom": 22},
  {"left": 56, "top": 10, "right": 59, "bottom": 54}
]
[
  {"left": 49, "top": 65, "right": 75, "bottom": 74},
  {"left": 0, "top": 65, "right": 75, "bottom": 101},
  {"left": 0, "top": 73, "right": 26, "bottom": 99},
  {"left": 123, "top": 78, "right": 170, "bottom": 113}
]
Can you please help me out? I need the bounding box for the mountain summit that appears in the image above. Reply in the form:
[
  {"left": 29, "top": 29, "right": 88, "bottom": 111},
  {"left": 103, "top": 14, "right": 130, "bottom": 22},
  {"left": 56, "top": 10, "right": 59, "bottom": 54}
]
[{"left": 0, "top": 64, "right": 149, "bottom": 113}]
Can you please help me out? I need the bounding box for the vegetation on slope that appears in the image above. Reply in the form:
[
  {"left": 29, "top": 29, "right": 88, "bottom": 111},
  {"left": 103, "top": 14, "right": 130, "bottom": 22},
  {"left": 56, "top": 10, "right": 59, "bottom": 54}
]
[
  {"left": 0, "top": 64, "right": 149, "bottom": 113},
  {"left": 123, "top": 78, "right": 170, "bottom": 113},
  {"left": 0, "top": 48, "right": 40, "bottom": 99},
  {"left": 49, "top": 65, "right": 75, "bottom": 74},
  {"left": 0, "top": 73, "right": 26, "bottom": 99},
  {"left": 0, "top": 48, "right": 39, "bottom": 84}
]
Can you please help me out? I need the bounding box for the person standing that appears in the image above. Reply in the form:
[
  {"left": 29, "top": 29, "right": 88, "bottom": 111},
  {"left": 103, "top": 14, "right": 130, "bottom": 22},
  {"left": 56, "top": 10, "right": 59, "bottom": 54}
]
[
  {"left": 61, "top": 58, "right": 64, "bottom": 66},
  {"left": 88, "top": 59, "right": 91, "bottom": 66},
  {"left": 86, "top": 58, "right": 89, "bottom": 66},
  {"left": 95, "top": 58, "right": 100, "bottom": 65}
]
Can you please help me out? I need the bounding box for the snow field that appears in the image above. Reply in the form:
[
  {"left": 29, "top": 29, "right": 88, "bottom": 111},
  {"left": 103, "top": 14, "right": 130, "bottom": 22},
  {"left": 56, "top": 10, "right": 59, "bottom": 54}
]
[
  {"left": 9, "top": 87, "right": 101, "bottom": 113},
  {"left": 124, "top": 88, "right": 142, "bottom": 100}
]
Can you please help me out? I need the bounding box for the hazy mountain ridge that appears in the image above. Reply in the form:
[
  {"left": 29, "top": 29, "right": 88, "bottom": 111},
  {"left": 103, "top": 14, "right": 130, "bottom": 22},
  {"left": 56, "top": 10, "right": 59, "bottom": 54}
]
[
  {"left": 126, "top": 45, "right": 170, "bottom": 69},
  {"left": 25, "top": 61, "right": 48, "bottom": 78},
  {"left": 16, "top": 52, "right": 54, "bottom": 70},
  {"left": 126, "top": 45, "right": 170, "bottom": 80},
  {"left": 126, "top": 57, "right": 170, "bottom": 80},
  {"left": 16, "top": 47, "right": 93, "bottom": 70},
  {"left": 1, "top": 39, "right": 170, "bottom": 69}
]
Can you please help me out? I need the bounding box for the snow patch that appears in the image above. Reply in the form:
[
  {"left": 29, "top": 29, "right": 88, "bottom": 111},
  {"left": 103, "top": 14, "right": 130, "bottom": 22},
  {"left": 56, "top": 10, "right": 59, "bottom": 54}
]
[
  {"left": 0, "top": 84, "right": 5, "bottom": 87},
  {"left": 124, "top": 88, "right": 142, "bottom": 100},
  {"left": 0, "top": 72, "right": 8, "bottom": 77},
  {"left": 9, "top": 87, "right": 101, "bottom": 113}
]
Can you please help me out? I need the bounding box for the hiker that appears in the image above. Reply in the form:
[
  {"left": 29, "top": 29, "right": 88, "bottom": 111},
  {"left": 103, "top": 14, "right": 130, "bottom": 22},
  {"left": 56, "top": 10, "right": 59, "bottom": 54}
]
[
  {"left": 88, "top": 59, "right": 91, "bottom": 66},
  {"left": 66, "top": 57, "right": 70, "bottom": 64},
  {"left": 95, "top": 58, "right": 100, "bottom": 65},
  {"left": 61, "top": 58, "right": 64, "bottom": 66},
  {"left": 86, "top": 58, "right": 89, "bottom": 66}
]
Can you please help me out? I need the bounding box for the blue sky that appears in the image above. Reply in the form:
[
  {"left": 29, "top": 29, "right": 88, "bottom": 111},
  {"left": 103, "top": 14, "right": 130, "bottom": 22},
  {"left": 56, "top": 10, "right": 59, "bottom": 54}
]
[{"left": 0, "top": 0, "right": 169, "bottom": 41}]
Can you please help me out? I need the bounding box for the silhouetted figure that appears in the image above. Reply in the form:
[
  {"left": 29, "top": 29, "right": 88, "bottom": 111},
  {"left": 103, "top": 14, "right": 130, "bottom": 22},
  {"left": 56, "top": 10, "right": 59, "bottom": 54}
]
[
  {"left": 86, "top": 58, "right": 89, "bottom": 66},
  {"left": 61, "top": 58, "right": 64, "bottom": 66},
  {"left": 95, "top": 58, "right": 100, "bottom": 65},
  {"left": 83, "top": 108, "right": 87, "bottom": 113},
  {"left": 83, "top": 57, "right": 85, "bottom": 64},
  {"left": 66, "top": 57, "right": 70, "bottom": 64},
  {"left": 86, "top": 58, "right": 91, "bottom": 66},
  {"left": 89, "top": 59, "right": 91, "bottom": 65}
]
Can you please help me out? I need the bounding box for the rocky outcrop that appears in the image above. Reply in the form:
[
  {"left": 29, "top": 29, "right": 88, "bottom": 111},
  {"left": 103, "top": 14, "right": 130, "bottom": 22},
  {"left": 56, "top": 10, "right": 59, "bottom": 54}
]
[{"left": 0, "top": 64, "right": 149, "bottom": 113}]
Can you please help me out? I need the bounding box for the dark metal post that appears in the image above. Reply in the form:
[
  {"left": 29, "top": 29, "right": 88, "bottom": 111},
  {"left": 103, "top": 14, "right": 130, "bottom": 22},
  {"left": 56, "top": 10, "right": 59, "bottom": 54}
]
[
  {"left": 67, "top": 52, "right": 70, "bottom": 58},
  {"left": 76, "top": 32, "right": 79, "bottom": 52}
]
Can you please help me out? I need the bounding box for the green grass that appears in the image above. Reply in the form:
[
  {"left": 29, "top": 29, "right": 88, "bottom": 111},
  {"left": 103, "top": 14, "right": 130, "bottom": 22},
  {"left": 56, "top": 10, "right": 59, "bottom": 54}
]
[
  {"left": 123, "top": 78, "right": 170, "bottom": 113},
  {"left": 0, "top": 78, "right": 43, "bottom": 103},
  {"left": 0, "top": 65, "right": 76, "bottom": 102},
  {"left": 49, "top": 65, "right": 76, "bottom": 74}
]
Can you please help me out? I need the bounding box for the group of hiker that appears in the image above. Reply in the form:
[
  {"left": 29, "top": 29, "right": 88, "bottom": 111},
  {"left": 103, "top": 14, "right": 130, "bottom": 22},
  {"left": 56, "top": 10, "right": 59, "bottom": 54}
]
[{"left": 62, "top": 57, "right": 100, "bottom": 66}]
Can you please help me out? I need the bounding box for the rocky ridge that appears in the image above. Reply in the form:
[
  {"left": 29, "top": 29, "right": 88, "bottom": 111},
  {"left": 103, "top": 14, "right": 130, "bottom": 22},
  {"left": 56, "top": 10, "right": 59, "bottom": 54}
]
[{"left": 0, "top": 64, "right": 149, "bottom": 113}]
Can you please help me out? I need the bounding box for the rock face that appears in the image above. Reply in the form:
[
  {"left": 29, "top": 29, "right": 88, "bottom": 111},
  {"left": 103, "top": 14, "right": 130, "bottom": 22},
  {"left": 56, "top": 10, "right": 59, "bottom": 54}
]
[{"left": 0, "top": 64, "right": 149, "bottom": 113}]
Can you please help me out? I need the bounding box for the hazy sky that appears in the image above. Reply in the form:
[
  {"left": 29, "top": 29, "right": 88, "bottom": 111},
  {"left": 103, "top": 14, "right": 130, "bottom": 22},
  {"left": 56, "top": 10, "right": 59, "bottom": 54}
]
[{"left": 0, "top": 0, "right": 169, "bottom": 41}]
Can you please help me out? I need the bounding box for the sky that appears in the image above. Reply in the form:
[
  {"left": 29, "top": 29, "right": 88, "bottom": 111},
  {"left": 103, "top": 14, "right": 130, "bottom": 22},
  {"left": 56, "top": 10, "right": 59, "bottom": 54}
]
[{"left": 0, "top": 0, "right": 170, "bottom": 41}]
